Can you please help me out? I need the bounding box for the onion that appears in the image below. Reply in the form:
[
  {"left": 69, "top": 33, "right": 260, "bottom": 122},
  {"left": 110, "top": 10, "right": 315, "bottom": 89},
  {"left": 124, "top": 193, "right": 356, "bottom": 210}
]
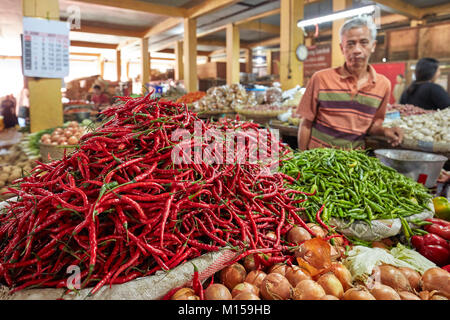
[
  {"left": 41, "top": 138, "right": 51, "bottom": 145},
  {"left": 330, "top": 262, "right": 353, "bottom": 291},
  {"left": 245, "top": 270, "right": 267, "bottom": 288},
  {"left": 268, "top": 263, "right": 288, "bottom": 276},
  {"left": 220, "top": 263, "right": 247, "bottom": 290},
  {"left": 67, "top": 136, "right": 79, "bottom": 145},
  {"left": 233, "top": 292, "right": 260, "bottom": 300},
  {"left": 41, "top": 134, "right": 51, "bottom": 141},
  {"left": 343, "top": 287, "right": 376, "bottom": 300},
  {"left": 320, "top": 295, "right": 340, "bottom": 300},
  {"left": 287, "top": 226, "right": 311, "bottom": 244},
  {"left": 306, "top": 223, "right": 326, "bottom": 238},
  {"left": 317, "top": 272, "right": 344, "bottom": 299},
  {"left": 398, "top": 267, "right": 421, "bottom": 291},
  {"left": 398, "top": 291, "right": 421, "bottom": 300},
  {"left": 422, "top": 267, "right": 450, "bottom": 298},
  {"left": 292, "top": 280, "right": 326, "bottom": 300},
  {"left": 58, "top": 137, "right": 67, "bottom": 144},
  {"left": 64, "top": 130, "right": 73, "bottom": 138},
  {"left": 53, "top": 128, "right": 63, "bottom": 135},
  {"left": 231, "top": 282, "right": 259, "bottom": 298},
  {"left": 265, "top": 231, "right": 277, "bottom": 241},
  {"left": 243, "top": 254, "right": 257, "bottom": 272},
  {"left": 371, "top": 241, "right": 389, "bottom": 250},
  {"left": 260, "top": 273, "right": 292, "bottom": 300},
  {"left": 431, "top": 294, "right": 448, "bottom": 300},
  {"left": 295, "top": 237, "right": 332, "bottom": 270},
  {"left": 369, "top": 283, "right": 401, "bottom": 300},
  {"left": 285, "top": 265, "right": 311, "bottom": 287},
  {"left": 171, "top": 288, "right": 199, "bottom": 300},
  {"left": 375, "top": 265, "right": 411, "bottom": 292},
  {"left": 204, "top": 284, "right": 232, "bottom": 300},
  {"left": 51, "top": 134, "right": 60, "bottom": 142}
]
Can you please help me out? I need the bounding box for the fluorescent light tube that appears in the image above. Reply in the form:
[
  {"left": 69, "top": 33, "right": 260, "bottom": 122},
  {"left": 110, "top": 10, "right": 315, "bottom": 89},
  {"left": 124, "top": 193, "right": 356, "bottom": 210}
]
[{"left": 297, "top": 5, "right": 376, "bottom": 28}]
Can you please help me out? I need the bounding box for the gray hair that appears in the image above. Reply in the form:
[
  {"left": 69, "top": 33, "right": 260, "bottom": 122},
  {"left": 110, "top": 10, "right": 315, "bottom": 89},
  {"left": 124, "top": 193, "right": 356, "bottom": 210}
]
[{"left": 340, "top": 16, "right": 377, "bottom": 43}]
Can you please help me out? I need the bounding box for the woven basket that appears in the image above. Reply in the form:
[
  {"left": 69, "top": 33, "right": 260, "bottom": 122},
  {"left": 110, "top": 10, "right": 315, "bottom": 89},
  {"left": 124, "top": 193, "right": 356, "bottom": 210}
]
[{"left": 39, "top": 143, "right": 76, "bottom": 163}]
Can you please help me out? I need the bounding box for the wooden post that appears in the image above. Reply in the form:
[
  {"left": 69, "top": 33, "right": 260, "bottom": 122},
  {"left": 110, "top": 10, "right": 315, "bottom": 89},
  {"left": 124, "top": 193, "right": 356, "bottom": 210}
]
[
  {"left": 331, "top": 0, "right": 352, "bottom": 67},
  {"left": 175, "top": 41, "right": 183, "bottom": 81},
  {"left": 126, "top": 60, "right": 130, "bottom": 80},
  {"left": 100, "top": 58, "right": 105, "bottom": 78},
  {"left": 244, "top": 48, "right": 253, "bottom": 74},
  {"left": 226, "top": 23, "right": 240, "bottom": 85},
  {"left": 280, "top": 0, "right": 304, "bottom": 90},
  {"left": 141, "top": 38, "right": 150, "bottom": 93},
  {"left": 183, "top": 18, "right": 198, "bottom": 92},
  {"left": 266, "top": 50, "right": 272, "bottom": 75},
  {"left": 23, "top": 0, "right": 63, "bottom": 133},
  {"left": 116, "top": 49, "right": 122, "bottom": 82}
]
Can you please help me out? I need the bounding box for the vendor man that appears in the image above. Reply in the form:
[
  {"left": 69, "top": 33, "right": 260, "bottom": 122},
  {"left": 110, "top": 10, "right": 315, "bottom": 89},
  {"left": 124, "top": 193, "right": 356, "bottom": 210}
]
[{"left": 296, "top": 17, "right": 403, "bottom": 150}]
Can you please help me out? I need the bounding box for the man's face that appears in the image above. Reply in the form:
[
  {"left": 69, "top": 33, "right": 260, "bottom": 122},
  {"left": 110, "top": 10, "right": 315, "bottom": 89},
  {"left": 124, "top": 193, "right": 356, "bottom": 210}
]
[{"left": 340, "top": 26, "right": 376, "bottom": 69}]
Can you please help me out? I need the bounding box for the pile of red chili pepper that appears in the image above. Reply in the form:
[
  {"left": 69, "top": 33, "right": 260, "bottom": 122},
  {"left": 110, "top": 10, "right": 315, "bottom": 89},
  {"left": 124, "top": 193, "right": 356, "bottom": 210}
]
[
  {"left": 176, "top": 91, "right": 206, "bottom": 104},
  {"left": 0, "top": 94, "right": 320, "bottom": 295}
]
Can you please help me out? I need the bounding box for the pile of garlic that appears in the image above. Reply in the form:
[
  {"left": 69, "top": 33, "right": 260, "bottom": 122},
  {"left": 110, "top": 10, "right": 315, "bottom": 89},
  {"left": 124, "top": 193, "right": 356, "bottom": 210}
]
[{"left": 384, "top": 107, "right": 450, "bottom": 143}]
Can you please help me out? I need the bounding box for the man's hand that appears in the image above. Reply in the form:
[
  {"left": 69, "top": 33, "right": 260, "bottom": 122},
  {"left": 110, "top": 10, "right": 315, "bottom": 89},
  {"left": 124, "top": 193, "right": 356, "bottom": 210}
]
[{"left": 384, "top": 127, "right": 403, "bottom": 147}]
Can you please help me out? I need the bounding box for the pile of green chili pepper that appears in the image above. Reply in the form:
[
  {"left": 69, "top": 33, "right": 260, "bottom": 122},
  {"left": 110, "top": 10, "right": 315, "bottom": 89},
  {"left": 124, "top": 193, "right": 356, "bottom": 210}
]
[{"left": 281, "top": 148, "right": 432, "bottom": 226}]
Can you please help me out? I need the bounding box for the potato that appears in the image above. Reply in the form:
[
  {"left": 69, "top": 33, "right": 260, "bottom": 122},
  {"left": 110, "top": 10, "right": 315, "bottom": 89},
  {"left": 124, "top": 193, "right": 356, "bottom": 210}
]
[
  {"left": 2, "top": 166, "right": 12, "bottom": 174},
  {"left": 0, "top": 173, "right": 10, "bottom": 182},
  {"left": 8, "top": 170, "right": 22, "bottom": 182},
  {"left": 0, "top": 181, "right": 5, "bottom": 188}
]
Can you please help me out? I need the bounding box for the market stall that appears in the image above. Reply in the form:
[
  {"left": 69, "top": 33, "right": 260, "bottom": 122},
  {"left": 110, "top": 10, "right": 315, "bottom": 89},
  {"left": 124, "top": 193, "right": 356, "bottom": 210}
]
[{"left": 0, "top": 94, "right": 448, "bottom": 302}]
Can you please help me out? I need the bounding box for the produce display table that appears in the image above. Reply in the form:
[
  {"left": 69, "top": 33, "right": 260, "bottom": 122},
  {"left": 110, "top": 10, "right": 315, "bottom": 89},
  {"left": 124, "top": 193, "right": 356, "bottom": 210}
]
[
  {"left": 269, "top": 120, "right": 299, "bottom": 137},
  {"left": 196, "top": 110, "right": 237, "bottom": 121}
]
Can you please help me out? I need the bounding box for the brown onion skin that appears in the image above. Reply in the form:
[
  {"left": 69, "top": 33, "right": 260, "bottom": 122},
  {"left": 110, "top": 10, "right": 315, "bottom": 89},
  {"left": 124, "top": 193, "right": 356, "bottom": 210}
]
[
  {"left": 171, "top": 288, "right": 199, "bottom": 300},
  {"left": 287, "top": 226, "right": 311, "bottom": 244},
  {"left": 285, "top": 266, "right": 311, "bottom": 287},
  {"left": 204, "top": 284, "right": 232, "bottom": 300},
  {"left": 319, "top": 295, "right": 340, "bottom": 300},
  {"left": 369, "top": 284, "right": 401, "bottom": 300},
  {"left": 398, "top": 291, "right": 421, "bottom": 300},
  {"left": 375, "top": 265, "right": 411, "bottom": 292},
  {"left": 343, "top": 287, "right": 376, "bottom": 300},
  {"left": 243, "top": 254, "right": 257, "bottom": 272},
  {"left": 260, "top": 273, "right": 292, "bottom": 300},
  {"left": 306, "top": 223, "right": 327, "bottom": 238},
  {"left": 268, "top": 263, "right": 288, "bottom": 277},
  {"left": 265, "top": 231, "right": 277, "bottom": 241},
  {"left": 398, "top": 267, "right": 421, "bottom": 291},
  {"left": 220, "top": 263, "right": 247, "bottom": 291},
  {"left": 245, "top": 270, "right": 267, "bottom": 289},
  {"left": 422, "top": 267, "right": 450, "bottom": 298},
  {"left": 231, "top": 282, "right": 259, "bottom": 298},
  {"left": 293, "top": 280, "right": 326, "bottom": 300},
  {"left": 233, "top": 292, "right": 261, "bottom": 300},
  {"left": 431, "top": 294, "right": 448, "bottom": 300},
  {"left": 371, "top": 241, "right": 389, "bottom": 250},
  {"left": 330, "top": 262, "right": 353, "bottom": 291},
  {"left": 317, "top": 273, "right": 344, "bottom": 299}
]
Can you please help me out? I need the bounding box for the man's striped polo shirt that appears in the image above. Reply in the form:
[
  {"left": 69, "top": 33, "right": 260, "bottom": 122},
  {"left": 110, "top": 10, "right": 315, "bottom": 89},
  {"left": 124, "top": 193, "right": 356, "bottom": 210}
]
[{"left": 296, "top": 64, "right": 391, "bottom": 149}]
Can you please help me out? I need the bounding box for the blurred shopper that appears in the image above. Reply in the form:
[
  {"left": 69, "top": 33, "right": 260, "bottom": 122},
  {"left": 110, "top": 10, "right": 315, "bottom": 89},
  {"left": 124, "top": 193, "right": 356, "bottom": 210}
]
[{"left": 400, "top": 57, "right": 450, "bottom": 110}]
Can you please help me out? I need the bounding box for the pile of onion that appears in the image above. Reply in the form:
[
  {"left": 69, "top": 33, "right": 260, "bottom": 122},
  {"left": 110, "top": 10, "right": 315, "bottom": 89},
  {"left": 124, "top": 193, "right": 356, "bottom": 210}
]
[{"left": 40, "top": 121, "right": 84, "bottom": 146}]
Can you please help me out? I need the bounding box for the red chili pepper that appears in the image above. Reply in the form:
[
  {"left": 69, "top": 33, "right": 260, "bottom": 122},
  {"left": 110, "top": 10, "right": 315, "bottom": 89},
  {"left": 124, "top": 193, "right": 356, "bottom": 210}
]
[
  {"left": 418, "top": 245, "right": 450, "bottom": 266},
  {"left": 424, "top": 223, "right": 450, "bottom": 241}
]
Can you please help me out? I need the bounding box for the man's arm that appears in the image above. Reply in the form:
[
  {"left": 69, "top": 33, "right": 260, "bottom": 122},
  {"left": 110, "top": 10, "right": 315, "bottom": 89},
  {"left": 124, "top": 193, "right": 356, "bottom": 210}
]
[
  {"left": 298, "top": 119, "right": 313, "bottom": 150},
  {"left": 368, "top": 118, "right": 403, "bottom": 147}
]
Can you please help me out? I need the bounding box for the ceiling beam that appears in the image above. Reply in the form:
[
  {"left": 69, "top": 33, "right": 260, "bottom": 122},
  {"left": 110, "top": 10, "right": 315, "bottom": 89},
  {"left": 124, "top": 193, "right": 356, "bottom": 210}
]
[
  {"left": 70, "top": 0, "right": 187, "bottom": 17},
  {"left": 71, "top": 23, "right": 145, "bottom": 38},
  {"left": 158, "top": 48, "right": 212, "bottom": 56},
  {"left": 116, "top": 39, "right": 140, "bottom": 51},
  {"left": 70, "top": 40, "right": 118, "bottom": 49},
  {"left": 197, "top": 25, "right": 226, "bottom": 38},
  {"left": 234, "top": 8, "right": 280, "bottom": 26},
  {"left": 238, "top": 21, "right": 280, "bottom": 34},
  {"left": 197, "top": 38, "right": 251, "bottom": 49},
  {"left": 373, "top": 0, "right": 421, "bottom": 19},
  {"left": 248, "top": 37, "right": 280, "bottom": 49},
  {"left": 143, "top": 17, "right": 182, "bottom": 39},
  {"left": 421, "top": 2, "right": 450, "bottom": 17},
  {"left": 70, "top": 52, "right": 102, "bottom": 57},
  {"left": 187, "top": 0, "right": 241, "bottom": 19}
]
